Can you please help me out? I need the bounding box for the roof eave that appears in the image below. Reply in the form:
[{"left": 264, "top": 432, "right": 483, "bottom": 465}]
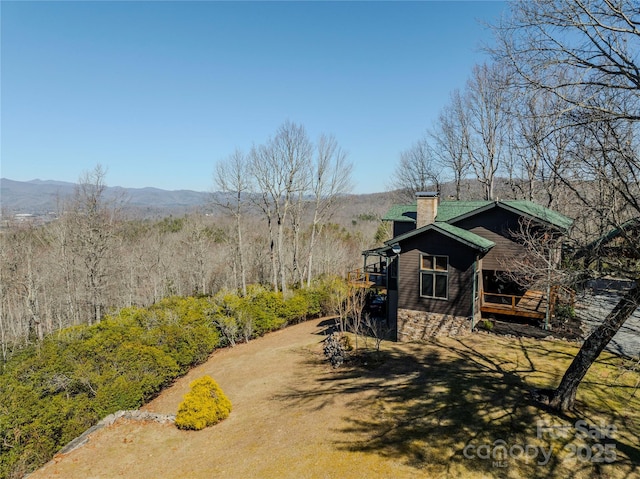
[
  {"left": 498, "top": 202, "right": 573, "bottom": 234},
  {"left": 384, "top": 223, "right": 495, "bottom": 253},
  {"left": 445, "top": 200, "right": 573, "bottom": 234},
  {"left": 363, "top": 245, "right": 392, "bottom": 257}
]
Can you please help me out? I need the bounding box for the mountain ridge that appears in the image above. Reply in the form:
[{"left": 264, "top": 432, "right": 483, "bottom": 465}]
[
  {"left": 0, "top": 178, "right": 395, "bottom": 219},
  {"left": 0, "top": 178, "right": 213, "bottom": 216}
]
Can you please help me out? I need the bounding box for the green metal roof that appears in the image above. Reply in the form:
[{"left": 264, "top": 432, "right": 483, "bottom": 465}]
[
  {"left": 435, "top": 201, "right": 493, "bottom": 222},
  {"left": 382, "top": 199, "right": 573, "bottom": 232},
  {"left": 382, "top": 203, "right": 417, "bottom": 222},
  {"left": 382, "top": 201, "right": 494, "bottom": 223},
  {"left": 386, "top": 222, "right": 495, "bottom": 252},
  {"left": 433, "top": 223, "right": 496, "bottom": 251},
  {"left": 501, "top": 201, "right": 573, "bottom": 232}
]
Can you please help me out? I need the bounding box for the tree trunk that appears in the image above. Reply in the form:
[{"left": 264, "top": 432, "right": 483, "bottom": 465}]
[
  {"left": 306, "top": 218, "right": 319, "bottom": 288},
  {"left": 268, "top": 217, "right": 278, "bottom": 293},
  {"left": 236, "top": 211, "right": 247, "bottom": 297},
  {"left": 277, "top": 217, "right": 287, "bottom": 294},
  {"left": 548, "top": 281, "right": 640, "bottom": 411}
]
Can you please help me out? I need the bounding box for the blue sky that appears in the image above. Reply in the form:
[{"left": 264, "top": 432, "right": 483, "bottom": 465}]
[{"left": 1, "top": 1, "right": 507, "bottom": 194}]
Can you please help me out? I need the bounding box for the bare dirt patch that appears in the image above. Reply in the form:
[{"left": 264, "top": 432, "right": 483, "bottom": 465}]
[{"left": 30, "top": 319, "right": 640, "bottom": 479}]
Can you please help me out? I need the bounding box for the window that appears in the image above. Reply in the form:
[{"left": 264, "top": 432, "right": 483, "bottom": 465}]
[{"left": 420, "top": 254, "right": 448, "bottom": 299}]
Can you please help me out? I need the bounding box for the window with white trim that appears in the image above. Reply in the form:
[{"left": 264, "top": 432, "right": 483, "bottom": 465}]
[{"left": 420, "top": 254, "right": 448, "bottom": 299}]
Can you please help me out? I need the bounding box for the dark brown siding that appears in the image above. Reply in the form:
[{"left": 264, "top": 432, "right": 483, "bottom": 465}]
[
  {"left": 396, "top": 230, "right": 477, "bottom": 317},
  {"left": 393, "top": 221, "right": 415, "bottom": 237},
  {"left": 452, "top": 208, "right": 526, "bottom": 271}
]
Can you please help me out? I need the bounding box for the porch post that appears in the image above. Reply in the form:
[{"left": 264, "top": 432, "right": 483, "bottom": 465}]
[
  {"left": 385, "top": 254, "right": 390, "bottom": 326},
  {"left": 471, "top": 260, "right": 477, "bottom": 329}
]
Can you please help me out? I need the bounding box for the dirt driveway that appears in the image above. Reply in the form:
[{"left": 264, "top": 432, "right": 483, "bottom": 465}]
[{"left": 30, "top": 319, "right": 425, "bottom": 479}]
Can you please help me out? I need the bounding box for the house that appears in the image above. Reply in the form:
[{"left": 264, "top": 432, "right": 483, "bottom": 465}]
[{"left": 354, "top": 192, "right": 573, "bottom": 342}]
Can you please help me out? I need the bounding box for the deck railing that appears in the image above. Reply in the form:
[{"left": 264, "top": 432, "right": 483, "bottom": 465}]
[
  {"left": 481, "top": 292, "right": 521, "bottom": 312},
  {"left": 347, "top": 268, "right": 386, "bottom": 287},
  {"left": 481, "top": 284, "right": 577, "bottom": 320}
]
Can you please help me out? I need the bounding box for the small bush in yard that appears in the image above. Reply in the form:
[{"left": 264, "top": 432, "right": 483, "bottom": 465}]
[
  {"left": 481, "top": 319, "right": 494, "bottom": 331},
  {"left": 175, "top": 376, "right": 232, "bottom": 430}
]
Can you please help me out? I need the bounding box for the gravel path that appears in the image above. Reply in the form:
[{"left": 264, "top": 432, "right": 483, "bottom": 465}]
[{"left": 575, "top": 279, "right": 640, "bottom": 359}]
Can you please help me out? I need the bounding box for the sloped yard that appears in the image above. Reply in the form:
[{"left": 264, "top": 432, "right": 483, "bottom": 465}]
[{"left": 30, "top": 319, "right": 640, "bottom": 479}]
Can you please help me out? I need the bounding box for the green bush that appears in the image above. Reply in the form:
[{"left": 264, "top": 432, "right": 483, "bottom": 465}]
[
  {"left": 175, "top": 376, "right": 232, "bottom": 430},
  {"left": 0, "top": 296, "right": 223, "bottom": 478},
  {"left": 281, "top": 292, "right": 310, "bottom": 324},
  {"left": 312, "top": 276, "right": 349, "bottom": 316},
  {"left": 244, "top": 285, "right": 287, "bottom": 335},
  {"left": 0, "top": 282, "right": 337, "bottom": 477},
  {"left": 554, "top": 302, "right": 576, "bottom": 322},
  {"left": 296, "top": 287, "right": 323, "bottom": 318},
  {"left": 210, "top": 289, "right": 251, "bottom": 346}
]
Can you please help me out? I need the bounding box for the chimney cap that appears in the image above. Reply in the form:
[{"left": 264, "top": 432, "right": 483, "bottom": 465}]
[{"left": 416, "top": 191, "right": 439, "bottom": 198}]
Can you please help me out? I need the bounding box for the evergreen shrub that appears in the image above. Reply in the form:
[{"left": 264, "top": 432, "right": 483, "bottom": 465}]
[
  {"left": 244, "top": 285, "right": 287, "bottom": 335},
  {"left": 175, "top": 376, "right": 232, "bottom": 430}
]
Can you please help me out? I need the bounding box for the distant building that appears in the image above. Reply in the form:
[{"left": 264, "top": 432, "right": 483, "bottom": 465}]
[{"left": 14, "top": 213, "right": 36, "bottom": 221}]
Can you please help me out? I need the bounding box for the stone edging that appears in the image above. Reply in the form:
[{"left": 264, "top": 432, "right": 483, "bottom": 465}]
[{"left": 58, "top": 410, "right": 176, "bottom": 455}]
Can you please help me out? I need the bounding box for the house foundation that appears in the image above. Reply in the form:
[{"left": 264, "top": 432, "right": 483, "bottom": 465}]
[{"left": 397, "top": 308, "right": 471, "bottom": 341}]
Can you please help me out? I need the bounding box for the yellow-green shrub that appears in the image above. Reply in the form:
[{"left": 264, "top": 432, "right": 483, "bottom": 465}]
[
  {"left": 175, "top": 376, "right": 232, "bottom": 430},
  {"left": 281, "top": 292, "right": 310, "bottom": 324}
]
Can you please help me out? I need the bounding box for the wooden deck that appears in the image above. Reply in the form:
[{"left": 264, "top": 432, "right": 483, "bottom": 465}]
[
  {"left": 480, "top": 290, "right": 549, "bottom": 320},
  {"left": 347, "top": 269, "right": 386, "bottom": 290}
]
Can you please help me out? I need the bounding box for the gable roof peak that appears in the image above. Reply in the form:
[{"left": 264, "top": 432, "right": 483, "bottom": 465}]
[
  {"left": 385, "top": 222, "right": 495, "bottom": 252},
  {"left": 382, "top": 198, "right": 573, "bottom": 232}
]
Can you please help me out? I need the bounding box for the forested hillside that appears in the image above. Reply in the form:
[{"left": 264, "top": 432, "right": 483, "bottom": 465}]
[{"left": 0, "top": 168, "right": 392, "bottom": 357}]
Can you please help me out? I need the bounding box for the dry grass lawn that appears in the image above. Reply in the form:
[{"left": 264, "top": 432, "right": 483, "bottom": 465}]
[{"left": 30, "top": 319, "right": 640, "bottom": 479}]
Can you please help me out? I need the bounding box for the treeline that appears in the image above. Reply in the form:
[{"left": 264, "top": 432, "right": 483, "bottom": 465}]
[
  {"left": 0, "top": 283, "right": 340, "bottom": 478},
  {"left": 0, "top": 152, "right": 378, "bottom": 357}
]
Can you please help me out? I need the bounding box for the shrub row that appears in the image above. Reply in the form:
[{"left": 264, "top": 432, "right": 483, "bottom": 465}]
[
  {"left": 209, "top": 283, "right": 330, "bottom": 346},
  {"left": 0, "top": 278, "right": 340, "bottom": 479}
]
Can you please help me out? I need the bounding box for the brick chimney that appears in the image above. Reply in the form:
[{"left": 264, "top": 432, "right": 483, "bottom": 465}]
[{"left": 416, "top": 192, "right": 439, "bottom": 228}]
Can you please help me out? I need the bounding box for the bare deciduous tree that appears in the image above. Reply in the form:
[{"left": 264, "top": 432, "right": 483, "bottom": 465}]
[
  {"left": 214, "top": 149, "right": 251, "bottom": 296},
  {"left": 306, "top": 134, "right": 353, "bottom": 286},
  {"left": 464, "top": 62, "right": 512, "bottom": 200},
  {"left": 430, "top": 90, "right": 472, "bottom": 200},
  {"left": 496, "top": 0, "right": 640, "bottom": 411},
  {"left": 509, "top": 84, "right": 576, "bottom": 207},
  {"left": 392, "top": 137, "right": 441, "bottom": 202},
  {"left": 497, "top": 0, "right": 640, "bottom": 123},
  {"left": 251, "top": 121, "right": 312, "bottom": 293},
  {"left": 66, "top": 165, "right": 122, "bottom": 324}
]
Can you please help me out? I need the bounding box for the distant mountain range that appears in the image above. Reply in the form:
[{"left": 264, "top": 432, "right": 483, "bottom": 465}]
[{"left": 0, "top": 178, "right": 213, "bottom": 217}]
